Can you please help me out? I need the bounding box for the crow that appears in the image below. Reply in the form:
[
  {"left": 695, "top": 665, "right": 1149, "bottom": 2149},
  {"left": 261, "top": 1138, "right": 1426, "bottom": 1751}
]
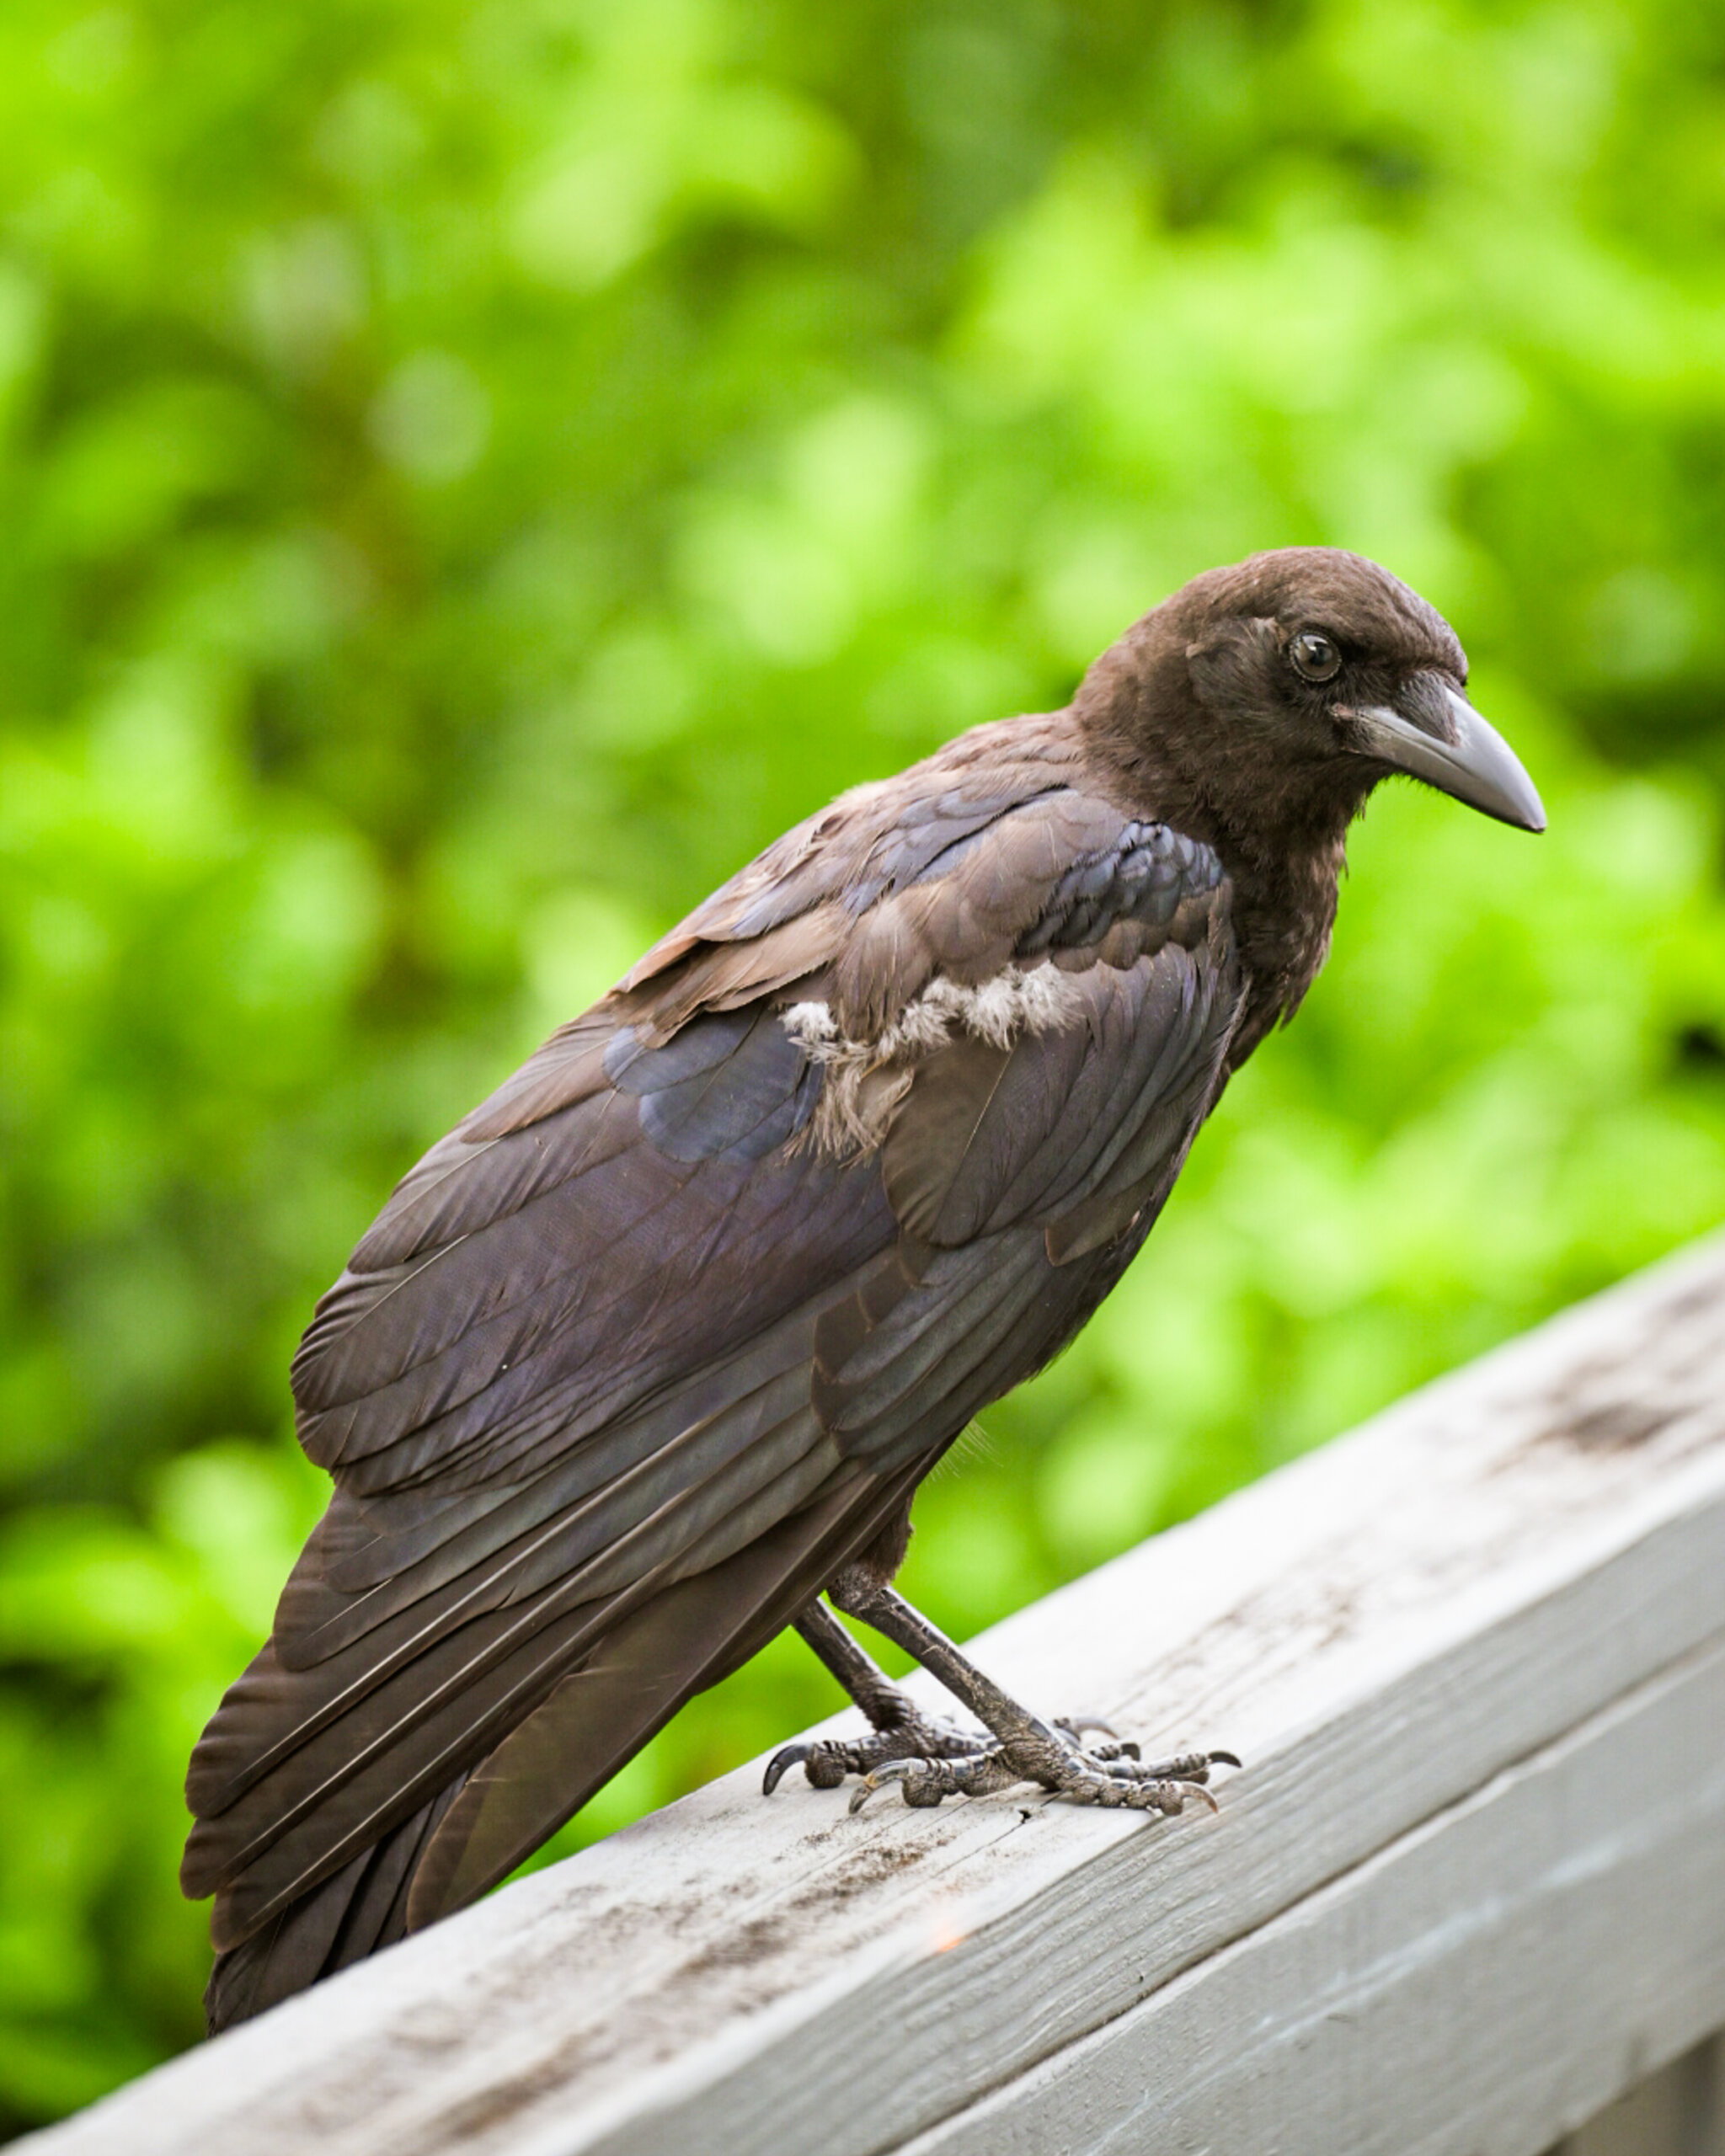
[{"left": 183, "top": 547, "right": 1543, "bottom": 2031}]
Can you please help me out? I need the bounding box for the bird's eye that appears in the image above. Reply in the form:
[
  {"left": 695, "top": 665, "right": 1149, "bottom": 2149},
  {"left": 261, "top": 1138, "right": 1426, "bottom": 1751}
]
[{"left": 1290, "top": 630, "right": 1342, "bottom": 683}]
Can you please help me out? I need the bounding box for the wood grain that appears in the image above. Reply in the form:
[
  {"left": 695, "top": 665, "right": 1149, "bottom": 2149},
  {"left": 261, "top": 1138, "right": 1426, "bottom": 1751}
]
[
  {"left": 905, "top": 1636, "right": 1725, "bottom": 2155},
  {"left": 23, "top": 1234, "right": 1725, "bottom": 2156}
]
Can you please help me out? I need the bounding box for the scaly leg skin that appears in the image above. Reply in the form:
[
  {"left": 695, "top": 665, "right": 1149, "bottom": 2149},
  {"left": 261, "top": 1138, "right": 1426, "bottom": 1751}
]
[
  {"left": 804, "top": 1567, "right": 1239, "bottom": 1817},
  {"left": 766, "top": 1600, "right": 1136, "bottom": 1796},
  {"left": 763, "top": 1601, "right": 997, "bottom": 1794}
]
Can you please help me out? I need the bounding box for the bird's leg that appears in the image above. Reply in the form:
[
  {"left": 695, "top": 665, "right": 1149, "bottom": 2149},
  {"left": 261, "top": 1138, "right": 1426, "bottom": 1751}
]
[
  {"left": 762, "top": 1600, "right": 994, "bottom": 1794},
  {"left": 811, "top": 1567, "right": 1236, "bottom": 1816}
]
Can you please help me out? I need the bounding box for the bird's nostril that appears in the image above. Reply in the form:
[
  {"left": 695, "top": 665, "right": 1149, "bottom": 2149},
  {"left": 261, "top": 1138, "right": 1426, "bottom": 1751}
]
[{"left": 1392, "top": 670, "right": 1465, "bottom": 743}]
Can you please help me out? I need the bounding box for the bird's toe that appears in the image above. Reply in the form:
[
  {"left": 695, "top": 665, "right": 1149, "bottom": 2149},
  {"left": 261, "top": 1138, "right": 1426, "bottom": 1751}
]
[{"left": 763, "top": 1713, "right": 992, "bottom": 1799}]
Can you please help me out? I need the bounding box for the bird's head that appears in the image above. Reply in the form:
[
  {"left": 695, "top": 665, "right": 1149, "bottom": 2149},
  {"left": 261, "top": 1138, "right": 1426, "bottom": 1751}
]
[{"left": 1076, "top": 547, "right": 1545, "bottom": 852}]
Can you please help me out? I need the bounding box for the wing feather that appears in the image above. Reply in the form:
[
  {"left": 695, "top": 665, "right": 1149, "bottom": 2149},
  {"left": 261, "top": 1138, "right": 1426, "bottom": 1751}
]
[{"left": 403, "top": 1456, "right": 924, "bottom": 1931}]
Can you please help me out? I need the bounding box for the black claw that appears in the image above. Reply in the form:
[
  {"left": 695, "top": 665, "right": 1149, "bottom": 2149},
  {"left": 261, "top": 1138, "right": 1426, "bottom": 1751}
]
[
  {"left": 762, "top": 1742, "right": 810, "bottom": 1796},
  {"left": 1209, "top": 1749, "right": 1242, "bottom": 1770},
  {"left": 1055, "top": 1713, "right": 1120, "bottom": 1740},
  {"left": 847, "top": 1769, "right": 895, "bottom": 1815},
  {"left": 849, "top": 1758, "right": 935, "bottom": 1814}
]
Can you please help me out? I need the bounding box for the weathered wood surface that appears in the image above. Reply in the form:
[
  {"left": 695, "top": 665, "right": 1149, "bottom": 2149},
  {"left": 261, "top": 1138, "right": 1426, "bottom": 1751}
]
[
  {"left": 1551, "top": 2035, "right": 1725, "bottom": 2156},
  {"left": 24, "top": 1234, "right": 1725, "bottom": 2156},
  {"left": 907, "top": 1625, "right": 1725, "bottom": 2154}
]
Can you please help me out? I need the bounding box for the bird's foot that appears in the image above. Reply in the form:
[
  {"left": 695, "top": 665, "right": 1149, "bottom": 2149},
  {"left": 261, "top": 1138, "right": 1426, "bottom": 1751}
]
[
  {"left": 763, "top": 1701, "right": 991, "bottom": 1794},
  {"left": 847, "top": 1733, "right": 1240, "bottom": 1816},
  {"left": 781, "top": 1582, "right": 1237, "bottom": 1819}
]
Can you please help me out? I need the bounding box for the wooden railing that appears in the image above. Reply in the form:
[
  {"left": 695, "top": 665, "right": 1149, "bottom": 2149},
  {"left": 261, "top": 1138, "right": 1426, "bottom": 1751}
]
[{"left": 23, "top": 1235, "right": 1725, "bottom": 2156}]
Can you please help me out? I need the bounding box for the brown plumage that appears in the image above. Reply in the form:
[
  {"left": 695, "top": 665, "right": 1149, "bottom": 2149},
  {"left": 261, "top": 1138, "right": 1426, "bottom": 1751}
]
[{"left": 183, "top": 547, "right": 1543, "bottom": 2031}]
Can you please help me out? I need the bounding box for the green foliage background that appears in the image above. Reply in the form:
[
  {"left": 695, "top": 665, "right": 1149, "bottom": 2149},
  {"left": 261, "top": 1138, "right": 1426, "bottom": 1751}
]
[{"left": 3, "top": 0, "right": 1725, "bottom": 2127}]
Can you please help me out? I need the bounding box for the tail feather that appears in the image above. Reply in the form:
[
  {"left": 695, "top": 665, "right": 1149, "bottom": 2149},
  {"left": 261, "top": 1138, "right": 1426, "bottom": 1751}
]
[
  {"left": 193, "top": 1462, "right": 921, "bottom": 2033},
  {"left": 406, "top": 1463, "right": 905, "bottom": 1927},
  {"left": 204, "top": 1782, "right": 462, "bottom": 2034}
]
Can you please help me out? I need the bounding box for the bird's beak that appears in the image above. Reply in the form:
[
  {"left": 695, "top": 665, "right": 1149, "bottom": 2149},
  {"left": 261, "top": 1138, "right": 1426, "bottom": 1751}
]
[{"left": 1348, "top": 672, "right": 1546, "bottom": 832}]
